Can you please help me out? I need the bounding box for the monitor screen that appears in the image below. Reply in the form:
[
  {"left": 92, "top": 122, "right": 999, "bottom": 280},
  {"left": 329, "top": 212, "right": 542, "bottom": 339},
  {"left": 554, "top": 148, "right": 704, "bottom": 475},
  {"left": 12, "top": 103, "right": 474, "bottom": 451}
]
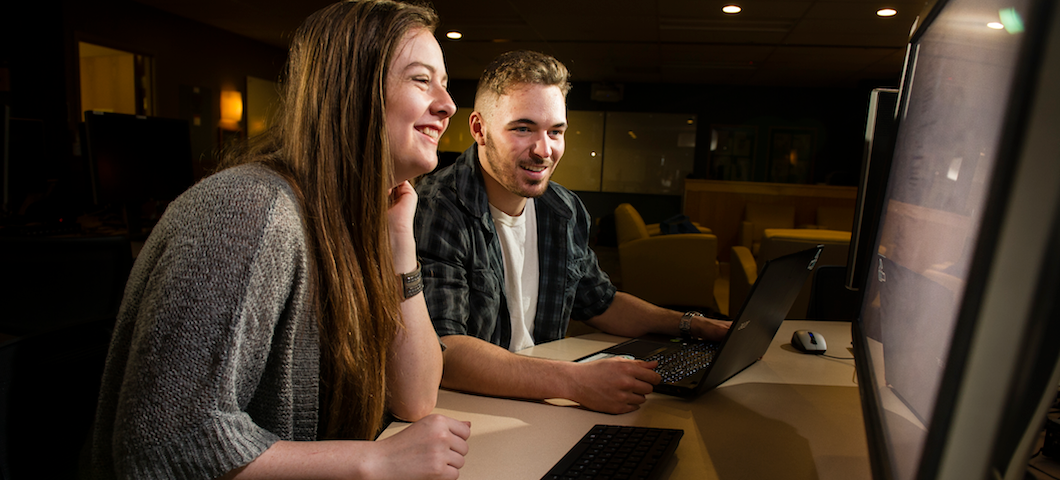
[
  {"left": 82, "top": 111, "right": 194, "bottom": 207},
  {"left": 851, "top": 0, "right": 1060, "bottom": 479}
]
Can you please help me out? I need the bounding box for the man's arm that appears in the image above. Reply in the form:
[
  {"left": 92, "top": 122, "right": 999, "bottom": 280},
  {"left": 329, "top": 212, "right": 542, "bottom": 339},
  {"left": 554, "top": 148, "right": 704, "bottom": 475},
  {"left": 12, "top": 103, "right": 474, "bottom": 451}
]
[
  {"left": 439, "top": 334, "right": 661, "bottom": 414},
  {"left": 583, "top": 292, "right": 732, "bottom": 340}
]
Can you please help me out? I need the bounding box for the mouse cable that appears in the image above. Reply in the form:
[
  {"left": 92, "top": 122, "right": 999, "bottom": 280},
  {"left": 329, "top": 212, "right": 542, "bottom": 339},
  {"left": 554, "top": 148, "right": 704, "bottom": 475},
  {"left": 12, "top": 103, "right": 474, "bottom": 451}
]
[{"left": 822, "top": 354, "right": 854, "bottom": 360}]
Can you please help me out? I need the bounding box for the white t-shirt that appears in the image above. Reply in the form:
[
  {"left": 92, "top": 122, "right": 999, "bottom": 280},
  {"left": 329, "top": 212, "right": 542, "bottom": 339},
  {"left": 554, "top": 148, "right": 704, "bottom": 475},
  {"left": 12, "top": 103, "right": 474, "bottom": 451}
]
[{"left": 489, "top": 200, "right": 539, "bottom": 352}]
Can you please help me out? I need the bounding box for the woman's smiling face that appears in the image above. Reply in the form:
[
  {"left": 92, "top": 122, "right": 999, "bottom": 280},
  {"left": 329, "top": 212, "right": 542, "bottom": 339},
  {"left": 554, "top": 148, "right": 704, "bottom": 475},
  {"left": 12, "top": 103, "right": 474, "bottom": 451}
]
[{"left": 385, "top": 28, "right": 456, "bottom": 186}]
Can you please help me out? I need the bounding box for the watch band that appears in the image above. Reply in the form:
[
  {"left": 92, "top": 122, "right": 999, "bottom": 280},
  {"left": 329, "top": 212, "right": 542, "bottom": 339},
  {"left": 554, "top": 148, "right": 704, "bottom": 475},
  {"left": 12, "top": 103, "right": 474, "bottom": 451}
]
[
  {"left": 680, "top": 311, "right": 701, "bottom": 338},
  {"left": 399, "top": 261, "right": 423, "bottom": 299}
]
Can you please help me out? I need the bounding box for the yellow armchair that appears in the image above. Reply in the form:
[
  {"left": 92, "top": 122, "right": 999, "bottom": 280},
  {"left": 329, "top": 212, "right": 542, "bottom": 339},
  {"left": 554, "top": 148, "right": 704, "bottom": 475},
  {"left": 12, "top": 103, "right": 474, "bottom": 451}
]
[
  {"left": 613, "top": 203, "right": 719, "bottom": 312},
  {"left": 730, "top": 228, "right": 850, "bottom": 319},
  {"left": 739, "top": 203, "right": 796, "bottom": 257},
  {"left": 614, "top": 203, "right": 709, "bottom": 245}
]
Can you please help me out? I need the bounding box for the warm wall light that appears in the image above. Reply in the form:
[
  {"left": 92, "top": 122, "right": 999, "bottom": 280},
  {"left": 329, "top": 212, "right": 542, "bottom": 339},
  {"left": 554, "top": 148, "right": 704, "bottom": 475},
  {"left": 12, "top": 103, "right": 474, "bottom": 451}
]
[
  {"left": 220, "top": 90, "right": 243, "bottom": 131},
  {"left": 877, "top": 8, "right": 898, "bottom": 17},
  {"left": 722, "top": 5, "right": 742, "bottom": 14},
  {"left": 988, "top": 22, "right": 1005, "bottom": 29},
  {"left": 446, "top": 31, "right": 463, "bottom": 40}
]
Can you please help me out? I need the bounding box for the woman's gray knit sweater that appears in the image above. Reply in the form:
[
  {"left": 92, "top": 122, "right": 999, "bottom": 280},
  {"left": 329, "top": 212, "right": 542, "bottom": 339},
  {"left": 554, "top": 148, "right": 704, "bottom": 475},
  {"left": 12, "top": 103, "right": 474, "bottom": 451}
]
[{"left": 91, "top": 164, "right": 320, "bottom": 479}]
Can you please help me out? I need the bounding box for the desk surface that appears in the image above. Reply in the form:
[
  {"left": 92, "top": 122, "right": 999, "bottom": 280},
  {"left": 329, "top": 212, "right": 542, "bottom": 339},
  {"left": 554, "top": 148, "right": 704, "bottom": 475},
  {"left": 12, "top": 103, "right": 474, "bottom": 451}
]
[{"left": 381, "top": 320, "right": 869, "bottom": 480}]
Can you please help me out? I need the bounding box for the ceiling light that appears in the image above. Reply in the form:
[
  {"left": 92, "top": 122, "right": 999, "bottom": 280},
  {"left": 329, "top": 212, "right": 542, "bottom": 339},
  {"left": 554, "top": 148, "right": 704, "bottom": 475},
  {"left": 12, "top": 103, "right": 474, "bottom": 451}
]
[
  {"left": 722, "top": 5, "right": 742, "bottom": 14},
  {"left": 987, "top": 22, "right": 1005, "bottom": 29},
  {"left": 877, "top": 8, "right": 897, "bottom": 17},
  {"left": 446, "top": 31, "right": 462, "bottom": 40}
]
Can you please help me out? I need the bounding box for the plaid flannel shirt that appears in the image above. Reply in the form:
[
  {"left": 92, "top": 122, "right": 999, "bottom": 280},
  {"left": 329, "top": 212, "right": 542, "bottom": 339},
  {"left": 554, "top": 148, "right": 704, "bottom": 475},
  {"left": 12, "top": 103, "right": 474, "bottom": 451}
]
[{"left": 414, "top": 145, "right": 616, "bottom": 349}]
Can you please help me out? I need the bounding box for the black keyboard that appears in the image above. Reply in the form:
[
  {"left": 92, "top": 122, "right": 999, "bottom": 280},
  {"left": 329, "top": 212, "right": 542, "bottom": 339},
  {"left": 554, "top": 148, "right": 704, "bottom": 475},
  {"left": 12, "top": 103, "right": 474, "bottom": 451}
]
[
  {"left": 648, "top": 342, "right": 719, "bottom": 384},
  {"left": 542, "top": 424, "right": 683, "bottom": 480}
]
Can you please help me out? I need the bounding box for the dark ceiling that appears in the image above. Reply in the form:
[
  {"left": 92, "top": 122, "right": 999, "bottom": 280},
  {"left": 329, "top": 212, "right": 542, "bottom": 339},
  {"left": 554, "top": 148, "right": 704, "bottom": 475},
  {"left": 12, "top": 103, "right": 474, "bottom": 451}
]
[{"left": 133, "top": 0, "right": 936, "bottom": 87}]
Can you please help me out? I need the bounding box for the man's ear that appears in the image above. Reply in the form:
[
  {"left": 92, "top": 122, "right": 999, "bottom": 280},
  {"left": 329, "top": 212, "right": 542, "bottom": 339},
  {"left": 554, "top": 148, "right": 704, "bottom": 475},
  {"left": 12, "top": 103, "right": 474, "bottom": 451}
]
[{"left": 469, "top": 111, "right": 487, "bottom": 146}]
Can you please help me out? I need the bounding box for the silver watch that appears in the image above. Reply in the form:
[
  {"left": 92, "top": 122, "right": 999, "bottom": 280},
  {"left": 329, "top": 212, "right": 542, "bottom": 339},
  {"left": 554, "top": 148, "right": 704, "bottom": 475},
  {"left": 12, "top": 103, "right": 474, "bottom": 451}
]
[{"left": 680, "top": 311, "right": 701, "bottom": 338}]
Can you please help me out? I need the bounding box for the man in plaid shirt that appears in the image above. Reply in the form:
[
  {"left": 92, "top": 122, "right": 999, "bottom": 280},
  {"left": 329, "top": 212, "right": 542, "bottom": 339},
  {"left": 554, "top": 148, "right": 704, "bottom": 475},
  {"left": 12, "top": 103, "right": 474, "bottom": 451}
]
[{"left": 414, "top": 51, "right": 730, "bottom": 414}]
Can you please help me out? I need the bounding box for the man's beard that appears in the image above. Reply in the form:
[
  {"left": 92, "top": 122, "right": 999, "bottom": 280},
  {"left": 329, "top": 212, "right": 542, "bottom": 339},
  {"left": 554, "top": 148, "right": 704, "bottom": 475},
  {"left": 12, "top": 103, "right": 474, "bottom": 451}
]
[{"left": 484, "top": 133, "right": 550, "bottom": 199}]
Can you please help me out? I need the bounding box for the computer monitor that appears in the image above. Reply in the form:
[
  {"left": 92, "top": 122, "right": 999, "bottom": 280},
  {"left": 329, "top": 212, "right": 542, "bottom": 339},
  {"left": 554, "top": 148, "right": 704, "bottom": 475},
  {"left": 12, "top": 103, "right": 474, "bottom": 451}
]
[
  {"left": 845, "top": 87, "right": 898, "bottom": 292},
  {"left": 850, "top": 1, "right": 1060, "bottom": 479},
  {"left": 82, "top": 111, "right": 194, "bottom": 234},
  {"left": 2, "top": 108, "right": 49, "bottom": 219}
]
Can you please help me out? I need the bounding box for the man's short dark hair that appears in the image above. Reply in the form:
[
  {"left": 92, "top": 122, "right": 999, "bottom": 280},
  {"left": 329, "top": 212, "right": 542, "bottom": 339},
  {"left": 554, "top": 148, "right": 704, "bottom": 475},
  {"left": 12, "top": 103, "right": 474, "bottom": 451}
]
[{"left": 475, "top": 50, "right": 571, "bottom": 106}]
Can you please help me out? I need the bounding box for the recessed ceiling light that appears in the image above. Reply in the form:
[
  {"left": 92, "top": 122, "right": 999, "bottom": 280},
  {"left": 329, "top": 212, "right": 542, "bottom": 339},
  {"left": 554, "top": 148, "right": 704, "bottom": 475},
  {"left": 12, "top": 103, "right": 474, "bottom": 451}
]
[
  {"left": 877, "top": 8, "right": 897, "bottom": 17},
  {"left": 446, "top": 31, "right": 462, "bottom": 40},
  {"left": 987, "top": 22, "right": 1005, "bottom": 29},
  {"left": 722, "top": 5, "right": 742, "bottom": 14}
]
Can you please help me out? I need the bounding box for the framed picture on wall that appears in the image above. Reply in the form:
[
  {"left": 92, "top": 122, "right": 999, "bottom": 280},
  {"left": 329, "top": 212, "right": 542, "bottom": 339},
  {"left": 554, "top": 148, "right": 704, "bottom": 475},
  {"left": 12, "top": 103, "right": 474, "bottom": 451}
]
[
  {"left": 767, "top": 127, "right": 816, "bottom": 184},
  {"left": 708, "top": 125, "right": 757, "bottom": 181}
]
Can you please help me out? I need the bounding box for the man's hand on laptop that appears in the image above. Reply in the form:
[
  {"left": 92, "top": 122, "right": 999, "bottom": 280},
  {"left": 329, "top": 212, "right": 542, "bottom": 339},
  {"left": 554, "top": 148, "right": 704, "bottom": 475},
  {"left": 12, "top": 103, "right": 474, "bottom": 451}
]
[
  {"left": 694, "top": 316, "right": 732, "bottom": 341},
  {"left": 567, "top": 358, "right": 662, "bottom": 414}
]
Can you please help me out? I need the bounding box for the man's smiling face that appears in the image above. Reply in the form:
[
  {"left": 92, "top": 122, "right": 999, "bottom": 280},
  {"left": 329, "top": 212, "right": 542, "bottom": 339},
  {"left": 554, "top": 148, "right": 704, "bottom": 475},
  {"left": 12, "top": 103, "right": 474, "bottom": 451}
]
[{"left": 473, "top": 83, "right": 567, "bottom": 215}]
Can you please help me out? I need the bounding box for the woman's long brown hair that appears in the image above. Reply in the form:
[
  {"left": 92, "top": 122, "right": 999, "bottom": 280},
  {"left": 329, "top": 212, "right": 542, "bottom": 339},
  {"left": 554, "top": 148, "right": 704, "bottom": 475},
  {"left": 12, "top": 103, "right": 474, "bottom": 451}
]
[{"left": 220, "top": 0, "right": 438, "bottom": 440}]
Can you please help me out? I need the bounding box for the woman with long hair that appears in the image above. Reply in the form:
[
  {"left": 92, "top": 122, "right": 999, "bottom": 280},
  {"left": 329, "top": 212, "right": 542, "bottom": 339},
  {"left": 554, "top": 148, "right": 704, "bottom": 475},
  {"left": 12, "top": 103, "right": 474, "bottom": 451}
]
[{"left": 90, "top": 1, "right": 468, "bottom": 478}]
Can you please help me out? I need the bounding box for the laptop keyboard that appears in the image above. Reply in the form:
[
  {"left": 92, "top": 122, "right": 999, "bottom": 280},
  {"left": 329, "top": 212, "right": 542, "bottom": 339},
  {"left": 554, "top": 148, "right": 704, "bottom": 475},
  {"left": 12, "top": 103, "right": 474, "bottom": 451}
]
[
  {"left": 542, "top": 424, "right": 683, "bottom": 480},
  {"left": 648, "top": 342, "right": 719, "bottom": 383}
]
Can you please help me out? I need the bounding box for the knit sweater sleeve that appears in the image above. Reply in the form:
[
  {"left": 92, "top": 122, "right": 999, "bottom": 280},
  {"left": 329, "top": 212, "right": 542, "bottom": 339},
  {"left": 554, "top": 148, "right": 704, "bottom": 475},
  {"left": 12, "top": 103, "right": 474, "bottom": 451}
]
[{"left": 98, "top": 165, "right": 315, "bottom": 479}]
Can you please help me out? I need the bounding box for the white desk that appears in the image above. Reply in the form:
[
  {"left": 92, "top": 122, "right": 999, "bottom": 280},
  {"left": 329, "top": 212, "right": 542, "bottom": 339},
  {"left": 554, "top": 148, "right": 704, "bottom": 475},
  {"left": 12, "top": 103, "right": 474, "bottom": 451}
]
[{"left": 381, "top": 320, "right": 869, "bottom": 480}]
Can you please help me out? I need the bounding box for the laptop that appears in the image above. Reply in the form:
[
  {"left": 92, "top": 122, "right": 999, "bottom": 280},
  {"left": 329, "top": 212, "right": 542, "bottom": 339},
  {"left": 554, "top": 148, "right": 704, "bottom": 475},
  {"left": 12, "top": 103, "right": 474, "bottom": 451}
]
[{"left": 576, "top": 245, "right": 824, "bottom": 397}]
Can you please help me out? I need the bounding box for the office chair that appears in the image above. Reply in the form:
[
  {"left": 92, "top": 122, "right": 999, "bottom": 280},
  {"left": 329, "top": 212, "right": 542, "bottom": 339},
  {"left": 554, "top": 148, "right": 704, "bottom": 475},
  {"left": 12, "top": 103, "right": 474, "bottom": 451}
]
[
  {"left": 807, "top": 265, "right": 863, "bottom": 321},
  {"left": 0, "top": 235, "right": 132, "bottom": 336},
  {"left": 0, "top": 317, "right": 113, "bottom": 480}
]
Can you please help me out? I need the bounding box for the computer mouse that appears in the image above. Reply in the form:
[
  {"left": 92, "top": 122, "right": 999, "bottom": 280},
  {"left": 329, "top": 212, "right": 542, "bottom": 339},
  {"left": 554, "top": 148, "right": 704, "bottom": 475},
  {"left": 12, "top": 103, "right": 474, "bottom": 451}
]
[{"left": 791, "top": 330, "right": 827, "bottom": 354}]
